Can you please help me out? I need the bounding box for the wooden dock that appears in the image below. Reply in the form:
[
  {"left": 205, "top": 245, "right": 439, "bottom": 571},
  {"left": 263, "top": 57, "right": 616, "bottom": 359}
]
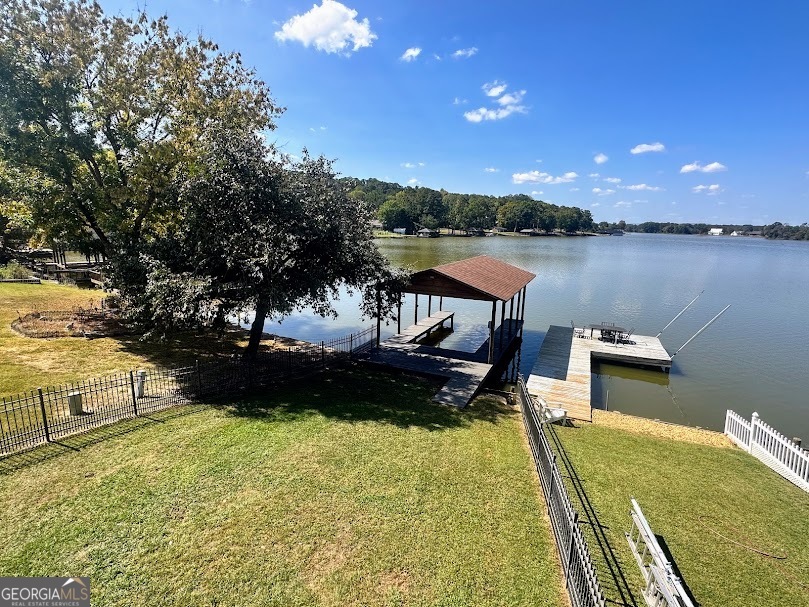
[
  {"left": 362, "top": 312, "right": 521, "bottom": 408},
  {"left": 526, "top": 325, "right": 671, "bottom": 421}
]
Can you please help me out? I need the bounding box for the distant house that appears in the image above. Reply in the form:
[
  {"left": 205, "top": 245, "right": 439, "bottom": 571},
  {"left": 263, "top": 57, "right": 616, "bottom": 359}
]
[
  {"left": 417, "top": 228, "right": 439, "bottom": 238},
  {"left": 519, "top": 228, "right": 539, "bottom": 236},
  {"left": 730, "top": 230, "right": 741, "bottom": 236},
  {"left": 393, "top": 227, "right": 408, "bottom": 235},
  {"left": 708, "top": 227, "right": 724, "bottom": 236}
]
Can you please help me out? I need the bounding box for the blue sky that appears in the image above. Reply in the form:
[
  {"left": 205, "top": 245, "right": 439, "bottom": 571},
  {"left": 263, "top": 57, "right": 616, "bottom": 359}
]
[{"left": 103, "top": 0, "right": 809, "bottom": 225}]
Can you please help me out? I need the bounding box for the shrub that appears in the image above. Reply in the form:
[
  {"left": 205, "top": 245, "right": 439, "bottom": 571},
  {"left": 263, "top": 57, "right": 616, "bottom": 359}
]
[{"left": 0, "top": 262, "right": 30, "bottom": 279}]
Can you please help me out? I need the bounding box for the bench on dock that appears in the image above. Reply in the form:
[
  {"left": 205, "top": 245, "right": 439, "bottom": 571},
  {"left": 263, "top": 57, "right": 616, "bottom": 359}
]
[{"left": 385, "top": 311, "right": 455, "bottom": 346}]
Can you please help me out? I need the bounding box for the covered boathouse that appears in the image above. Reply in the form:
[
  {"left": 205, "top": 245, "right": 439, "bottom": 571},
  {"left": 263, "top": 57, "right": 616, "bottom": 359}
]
[{"left": 364, "top": 255, "right": 536, "bottom": 407}]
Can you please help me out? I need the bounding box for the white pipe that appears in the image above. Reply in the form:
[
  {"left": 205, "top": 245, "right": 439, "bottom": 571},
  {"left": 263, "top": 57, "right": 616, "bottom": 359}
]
[
  {"left": 672, "top": 305, "right": 731, "bottom": 356},
  {"left": 656, "top": 290, "right": 704, "bottom": 338}
]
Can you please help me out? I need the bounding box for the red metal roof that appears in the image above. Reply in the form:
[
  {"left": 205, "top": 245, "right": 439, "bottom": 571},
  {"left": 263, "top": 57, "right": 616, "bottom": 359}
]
[{"left": 409, "top": 255, "right": 536, "bottom": 301}]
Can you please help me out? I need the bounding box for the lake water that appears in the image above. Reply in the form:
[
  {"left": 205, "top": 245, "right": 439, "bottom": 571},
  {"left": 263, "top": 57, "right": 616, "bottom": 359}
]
[{"left": 265, "top": 234, "right": 809, "bottom": 439}]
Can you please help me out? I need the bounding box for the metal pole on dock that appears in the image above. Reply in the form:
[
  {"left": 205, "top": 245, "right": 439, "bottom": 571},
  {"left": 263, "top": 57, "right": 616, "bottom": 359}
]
[
  {"left": 656, "top": 290, "right": 704, "bottom": 337},
  {"left": 397, "top": 295, "right": 402, "bottom": 334},
  {"left": 414, "top": 294, "right": 419, "bottom": 325},
  {"left": 428, "top": 295, "right": 432, "bottom": 317},
  {"left": 672, "top": 305, "right": 731, "bottom": 356}
]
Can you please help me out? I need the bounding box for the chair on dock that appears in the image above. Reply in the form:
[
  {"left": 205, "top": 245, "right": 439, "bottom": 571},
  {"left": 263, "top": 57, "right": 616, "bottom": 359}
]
[
  {"left": 571, "top": 321, "right": 585, "bottom": 338},
  {"left": 618, "top": 328, "right": 635, "bottom": 344}
]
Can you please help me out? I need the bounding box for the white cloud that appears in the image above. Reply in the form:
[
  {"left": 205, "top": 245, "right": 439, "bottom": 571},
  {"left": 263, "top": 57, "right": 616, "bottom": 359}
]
[
  {"left": 588, "top": 173, "right": 600, "bottom": 178},
  {"left": 680, "top": 161, "right": 727, "bottom": 174},
  {"left": 591, "top": 202, "right": 601, "bottom": 207},
  {"left": 603, "top": 177, "right": 622, "bottom": 184},
  {"left": 407, "top": 178, "right": 419, "bottom": 185},
  {"left": 452, "top": 47, "right": 478, "bottom": 59},
  {"left": 433, "top": 53, "right": 442, "bottom": 61},
  {"left": 594, "top": 153, "right": 608, "bottom": 165},
  {"left": 496, "top": 90, "right": 526, "bottom": 106},
  {"left": 692, "top": 184, "right": 722, "bottom": 195},
  {"left": 592, "top": 187, "right": 615, "bottom": 196},
  {"left": 530, "top": 190, "right": 544, "bottom": 197},
  {"left": 401, "top": 161, "right": 425, "bottom": 169},
  {"left": 275, "top": 0, "right": 376, "bottom": 55},
  {"left": 482, "top": 80, "right": 508, "bottom": 97},
  {"left": 453, "top": 97, "right": 467, "bottom": 105},
  {"left": 512, "top": 171, "right": 578, "bottom": 185},
  {"left": 309, "top": 125, "right": 328, "bottom": 133},
  {"left": 464, "top": 104, "right": 526, "bottom": 122},
  {"left": 484, "top": 167, "right": 499, "bottom": 173},
  {"left": 570, "top": 187, "right": 580, "bottom": 192},
  {"left": 465, "top": 81, "right": 527, "bottom": 123},
  {"left": 621, "top": 184, "right": 664, "bottom": 192},
  {"left": 614, "top": 201, "right": 632, "bottom": 208},
  {"left": 400, "top": 47, "right": 421, "bottom": 62},
  {"left": 630, "top": 142, "right": 666, "bottom": 154}
]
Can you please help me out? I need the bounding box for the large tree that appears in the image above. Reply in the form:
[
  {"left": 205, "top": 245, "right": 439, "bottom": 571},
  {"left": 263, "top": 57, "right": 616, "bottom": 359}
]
[
  {"left": 140, "top": 131, "right": 408, "bottom": 358},
  {"left": 0, "top": 0, "right": 278, "bottom": 259}
]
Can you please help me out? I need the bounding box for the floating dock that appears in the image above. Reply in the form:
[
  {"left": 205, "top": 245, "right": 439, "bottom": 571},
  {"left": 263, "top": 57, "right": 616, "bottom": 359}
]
[{"left": 526, "top": 325, "right": 672, "bottom": 421}]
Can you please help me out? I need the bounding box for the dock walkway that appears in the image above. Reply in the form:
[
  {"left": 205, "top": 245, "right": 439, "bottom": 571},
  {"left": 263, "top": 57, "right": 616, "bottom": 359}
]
[
  {"left": 526, "top": 325, "right": 671, "bottom": 421},
  {"left": 362, "top": 313, "right": 521, "bottom": 408}
]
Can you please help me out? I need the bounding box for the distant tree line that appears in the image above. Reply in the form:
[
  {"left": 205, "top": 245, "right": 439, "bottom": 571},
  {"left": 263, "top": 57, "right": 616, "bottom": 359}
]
[
  {"left": 761, "top": 222, "right": 809, "bottom": 240},
  {"left": 343, "top": 178, "right": 595, "bottom": 233}
]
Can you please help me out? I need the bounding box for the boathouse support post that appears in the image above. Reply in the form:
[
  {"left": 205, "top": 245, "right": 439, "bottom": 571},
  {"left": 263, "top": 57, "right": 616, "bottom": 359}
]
[
  {"left": 428, "top": 295, "right": 432, "bottom": 317},
  {"left": 488, "top": 301, "right": 497, "bottom": 364},
  {"left": 509, "top": 296, "right": 515, "bottom": 337},
  {"left": 520, "top": 286, "right": 527, "bottom": 336},
  {"left": 397, "top": 294, "right": 402, "bottom": 334},
  {"left": 516, "top": 290, "right": 522, "bottom": 333},
  {"left": 414, "top": 294, "right": 419, "bottom": 325},
  {"left": 499, "top": 299, "right": 506, "bottom": 351},
  {"left": 439, "top": 296, "right": 443, "bottom": 311}
]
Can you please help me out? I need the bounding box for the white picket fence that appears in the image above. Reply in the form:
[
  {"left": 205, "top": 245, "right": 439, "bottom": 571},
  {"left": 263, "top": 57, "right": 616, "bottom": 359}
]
[{"left": 724, "top": 410, "right": 809, "bottom": 492}]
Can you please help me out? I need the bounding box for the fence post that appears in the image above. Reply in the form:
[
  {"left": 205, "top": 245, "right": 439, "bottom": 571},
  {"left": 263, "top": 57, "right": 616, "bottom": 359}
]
[
  {"left": 750, "top": 411, "right": 759, "bottom": 451},
  {"left": 566, "top": 511, "right": 579, "bottom": 581},
  {"left": 37, "top": 388, "right": 51, "bottom": 443},
  {"left": 129, "top": 371, "right": 139, "bottom": 416},
  {"left": 195, "top": 359, "right": 203, "bottom": 397},
  {"left": 349, "top": 333, "right": 354, "bottom": 359}
]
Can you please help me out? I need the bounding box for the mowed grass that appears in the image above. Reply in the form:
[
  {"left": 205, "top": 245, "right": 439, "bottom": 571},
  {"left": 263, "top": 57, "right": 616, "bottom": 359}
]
[
  {"left": 0, "top": 369, "right": 565, "bottom": 607},
  {"left": 1, "top": 283, "right": 261, "bottom": 397},
  {"left": 553, "top": 422, "right": 809, "bottom": 607}
]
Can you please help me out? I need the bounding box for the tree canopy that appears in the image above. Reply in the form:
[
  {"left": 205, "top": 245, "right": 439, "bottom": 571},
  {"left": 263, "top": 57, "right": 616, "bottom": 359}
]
[
  {"left": 0, "top": 0, "right": 406, "bottom": 356},
  {"left": 0, "top": 0, "right": 278, "bottom": 257}
]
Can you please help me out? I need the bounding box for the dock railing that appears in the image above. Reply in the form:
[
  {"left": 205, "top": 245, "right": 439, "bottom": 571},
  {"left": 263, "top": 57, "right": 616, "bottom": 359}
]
[
  {"left": 516, "top": 374, "right": 605, "bottom": 607},
  {"left": 724, "top": 410, "right": 809, "bottom": 492},
  {"left": 0, "top": 326, "right": 377, "bottom": 457},
  {"left": 625, "top": 498, "right": 695, "bottom": 607}
]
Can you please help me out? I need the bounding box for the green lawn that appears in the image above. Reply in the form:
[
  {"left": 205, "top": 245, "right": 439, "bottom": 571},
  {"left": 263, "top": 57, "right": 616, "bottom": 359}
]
[
  {"left": 0, "top": 369, "right": 565, "bottom": 607},
  {"left": 552, "top": 422, "right": 809, "bottom": 607},
  {"left": 0, "top": 283, "right": 277, "bottom": 397}
]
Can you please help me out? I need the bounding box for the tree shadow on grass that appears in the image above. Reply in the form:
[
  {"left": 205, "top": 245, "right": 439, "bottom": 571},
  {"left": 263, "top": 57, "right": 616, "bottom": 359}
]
[
  {"left": 0, "top": 368, "right": 512, "bottom": 475},
  {"left": 223, "top": 367, "right": 514, "bottom": 431}
]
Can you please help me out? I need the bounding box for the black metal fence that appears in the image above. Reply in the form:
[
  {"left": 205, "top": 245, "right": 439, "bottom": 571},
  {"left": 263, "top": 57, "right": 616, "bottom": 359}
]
[
  {"left": 516, "top": 374, "right": 605, "bottom": 607},
  {"left": 0, "top": 326, "right": 377, "bottom": 457}
]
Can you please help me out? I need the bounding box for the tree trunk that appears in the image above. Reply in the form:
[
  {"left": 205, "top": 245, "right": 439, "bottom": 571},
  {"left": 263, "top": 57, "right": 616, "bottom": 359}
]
[{"left": 244, "top": 298, "right": 269, "bottom": 360}]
